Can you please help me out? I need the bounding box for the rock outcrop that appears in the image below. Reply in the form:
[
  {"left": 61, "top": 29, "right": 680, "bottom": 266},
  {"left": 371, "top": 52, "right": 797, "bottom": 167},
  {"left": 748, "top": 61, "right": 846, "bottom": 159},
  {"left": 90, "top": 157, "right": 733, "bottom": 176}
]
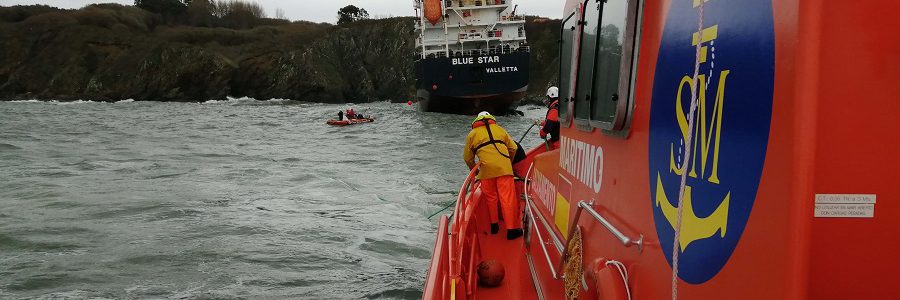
[{"left": 0, "top": 4, "right": 559, "bottom": 103}]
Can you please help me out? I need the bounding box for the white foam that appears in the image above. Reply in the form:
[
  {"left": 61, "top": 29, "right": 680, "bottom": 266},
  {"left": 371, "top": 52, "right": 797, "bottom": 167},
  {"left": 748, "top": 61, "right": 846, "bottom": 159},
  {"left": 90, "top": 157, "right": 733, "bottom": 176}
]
[
  {"left": 204, "top": 96, "right": 257, "bottom": 104},
  {"left": 9, "top": 99, "right": 40, "bottom": 103},
  {"left": 115, "top": 99, "right": 136, "bottom": 103},
  {"left": 56, "top": 100, "right": 99, "bottom": 105},
  {"left": 228, "top": 96, "right": 256, "bottom": 101}
]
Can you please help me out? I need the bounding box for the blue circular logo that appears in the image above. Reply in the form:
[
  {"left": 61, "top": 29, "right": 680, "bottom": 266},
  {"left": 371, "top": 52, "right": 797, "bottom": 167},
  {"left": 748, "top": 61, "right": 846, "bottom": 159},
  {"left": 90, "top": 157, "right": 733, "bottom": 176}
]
[{"left": 647, "top": 0, "right": 775, "bottom": 284}]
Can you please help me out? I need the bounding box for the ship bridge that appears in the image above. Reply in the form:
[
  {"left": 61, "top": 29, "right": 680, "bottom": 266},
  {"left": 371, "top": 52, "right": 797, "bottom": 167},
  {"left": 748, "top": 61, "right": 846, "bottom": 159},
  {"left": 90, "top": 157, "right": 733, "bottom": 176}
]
[{"left": 415, "top": 0, "right": 529, "bottom": 59}]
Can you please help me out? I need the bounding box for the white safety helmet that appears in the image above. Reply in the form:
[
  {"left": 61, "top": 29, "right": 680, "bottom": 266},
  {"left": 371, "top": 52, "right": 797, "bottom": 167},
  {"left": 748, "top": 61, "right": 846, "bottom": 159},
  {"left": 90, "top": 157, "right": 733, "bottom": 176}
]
[
  {"left": 546, "top": 86, "right": 559, "bottom": 98},
  {"left": 473, "top": 111, "right": 496, "bottom": 124}
]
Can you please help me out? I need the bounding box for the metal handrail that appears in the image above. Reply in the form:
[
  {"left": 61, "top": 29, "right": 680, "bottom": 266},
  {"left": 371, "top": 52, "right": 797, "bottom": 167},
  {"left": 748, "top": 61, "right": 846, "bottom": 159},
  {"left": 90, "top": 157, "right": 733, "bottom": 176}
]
[
  {"left": 523, "top": 164, "right": 560, "bottom": 279},
  {"left": 527, "top": 203, "right": 559, "bottom": 279},
  {"left": 578, "top": 201, "right": 643, "bottom": 250},
  {"left": 556, "top": 201, "right": 643, "bottom": 277}
]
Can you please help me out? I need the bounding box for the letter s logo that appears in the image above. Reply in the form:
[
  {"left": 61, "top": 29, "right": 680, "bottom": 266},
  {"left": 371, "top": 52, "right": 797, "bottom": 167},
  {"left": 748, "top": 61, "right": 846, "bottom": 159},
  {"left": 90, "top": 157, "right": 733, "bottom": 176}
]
[{"left": 647, "top": 0, "right": 775, "bottom": 284}]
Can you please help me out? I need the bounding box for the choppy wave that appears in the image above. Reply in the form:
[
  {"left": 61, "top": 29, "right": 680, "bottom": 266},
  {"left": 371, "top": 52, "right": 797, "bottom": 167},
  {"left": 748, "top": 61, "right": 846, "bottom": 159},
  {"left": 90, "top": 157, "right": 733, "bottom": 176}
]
[
  {"left": 203, "top": 96, "right": 258, "bottom": 104},
  {"left": 115, "top": 99, "right": 136, "bottom": 103},
  {"left": 0, "top": 143, "right": 21, "bottom": 150},
  {"left": 203, "top": 96, "right": 301, "bottom": 106},
  {"left": 0, "top": 100, "right": 547, "bottom": 298},
  {"left": 54, "top": 100, "right": 101, "bottom": 105}
]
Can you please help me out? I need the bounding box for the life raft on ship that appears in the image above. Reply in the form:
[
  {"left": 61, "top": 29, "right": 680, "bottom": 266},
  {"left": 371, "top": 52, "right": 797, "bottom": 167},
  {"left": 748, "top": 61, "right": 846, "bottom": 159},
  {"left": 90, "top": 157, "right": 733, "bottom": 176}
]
[
  {"left": 326, "top": 118, "right": 375, "bottom": 126},
  {"left": 423, "top": 0, "right": 442, "bottom": 25}
]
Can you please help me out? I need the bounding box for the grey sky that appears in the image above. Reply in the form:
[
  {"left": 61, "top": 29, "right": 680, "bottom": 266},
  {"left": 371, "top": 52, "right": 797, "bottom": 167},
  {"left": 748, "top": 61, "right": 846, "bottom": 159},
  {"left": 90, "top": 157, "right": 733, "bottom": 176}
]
[{"left": 0, "top": 1, "right": 562, "bottom": 23}]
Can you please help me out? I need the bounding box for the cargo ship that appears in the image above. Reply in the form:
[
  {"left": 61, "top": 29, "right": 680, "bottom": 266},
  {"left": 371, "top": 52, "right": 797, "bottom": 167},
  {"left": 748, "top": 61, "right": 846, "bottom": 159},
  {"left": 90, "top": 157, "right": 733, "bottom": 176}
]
[
  {"left": 414, "top": 0, "right": 530, "bottom": 115},
  {"left": 423, "top": 0, "right": 900, "bottom": 299}
]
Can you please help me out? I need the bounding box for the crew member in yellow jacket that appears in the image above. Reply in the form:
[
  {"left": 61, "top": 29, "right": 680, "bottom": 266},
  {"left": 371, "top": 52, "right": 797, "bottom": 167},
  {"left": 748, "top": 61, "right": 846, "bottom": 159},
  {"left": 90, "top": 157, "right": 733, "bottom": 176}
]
[{"left": 464, "top": 112, "right": 523, "bottom": 240}]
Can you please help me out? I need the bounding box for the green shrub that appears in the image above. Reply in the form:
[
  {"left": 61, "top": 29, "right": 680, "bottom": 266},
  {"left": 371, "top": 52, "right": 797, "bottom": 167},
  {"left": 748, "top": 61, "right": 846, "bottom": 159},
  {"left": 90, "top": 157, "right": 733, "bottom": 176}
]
[
  {"left": 114, "top": 6, "right": 156, "bottom": 31},
  {"left": 157, "top": 26, "right": 258, "bottom": 46},
  {"left": 84, "top": 3, "right": 127, "bottom": 10},
  {"left": 134, "top": 0, "right": 187, "bottom": 15},
  {"left": 73, "top": 7, "right": 119, "bottom": 29},
  {"left": 21, "top": 11, "right": 78, "bottom": 32},
  {"left": 0, "top": 5, "right": 62, "bottom": 23}
]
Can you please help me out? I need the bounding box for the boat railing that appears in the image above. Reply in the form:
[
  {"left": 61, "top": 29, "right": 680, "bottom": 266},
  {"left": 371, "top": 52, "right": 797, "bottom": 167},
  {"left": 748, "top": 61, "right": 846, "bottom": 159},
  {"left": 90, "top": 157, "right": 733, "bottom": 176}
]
[
  {"left": 555, "top": 200, "right": 643, "bottom": 277},
  {"left": 433, "top": 46, "right": 529, "bottom": 59},
  {"left": 447, "top": 0, "right": 509, "bottom": 8},
  {"left": 500, "top": 15, "right": 525, "bottom": 22},
  {"left": 523, "top": 164, "right": 563, "bottom": 279},
  {"left": 450, "top": 163, "right": 482, "bottom": 298},
  {"left": 423, "top": 163, "right": 482, "bottom": 300},
  {"left": 422, "top": 215, "right": 450, "bottom": 299},
  {"left": 420, "top": 51, "right": 449, "bottom": 59},
  {"left": 523, "top": 162, "right": 643, "bottom": 281}
]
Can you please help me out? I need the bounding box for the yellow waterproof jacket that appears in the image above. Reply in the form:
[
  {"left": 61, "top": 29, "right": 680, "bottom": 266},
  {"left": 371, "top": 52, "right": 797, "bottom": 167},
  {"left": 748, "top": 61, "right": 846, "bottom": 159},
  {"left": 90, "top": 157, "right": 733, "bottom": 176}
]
[{"left": 464, "top": 120, "right": 518, "bottom": 179}]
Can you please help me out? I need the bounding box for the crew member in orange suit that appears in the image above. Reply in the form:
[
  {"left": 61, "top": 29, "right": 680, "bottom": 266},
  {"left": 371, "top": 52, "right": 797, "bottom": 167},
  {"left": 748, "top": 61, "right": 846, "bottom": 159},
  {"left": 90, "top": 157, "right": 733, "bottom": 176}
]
[
  {"left": 464, "top": 112, "right": 523, "bottom": 240},
  {"left": 539, "top": 86, "right": 560, "bottom": 142}
]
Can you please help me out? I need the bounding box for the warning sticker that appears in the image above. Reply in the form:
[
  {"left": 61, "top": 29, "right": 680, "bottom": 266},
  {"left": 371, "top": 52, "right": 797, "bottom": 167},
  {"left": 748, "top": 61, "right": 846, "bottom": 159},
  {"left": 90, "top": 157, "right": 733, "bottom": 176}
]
[
  {"left": 814, "top": 194, "right": 876, "bottom": 218},
  {"left": 815, "top": 194, "right": 876, "bottom": 204},
  {"left": 815, "top": 203, "right": 875, "bottom": 218}
]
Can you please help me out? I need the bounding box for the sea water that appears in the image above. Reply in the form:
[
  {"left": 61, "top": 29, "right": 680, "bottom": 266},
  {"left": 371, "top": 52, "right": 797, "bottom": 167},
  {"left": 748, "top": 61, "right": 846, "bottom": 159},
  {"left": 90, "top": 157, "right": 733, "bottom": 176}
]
[{"left": 0, "top": 99, "right": 545, "bottom": 299}]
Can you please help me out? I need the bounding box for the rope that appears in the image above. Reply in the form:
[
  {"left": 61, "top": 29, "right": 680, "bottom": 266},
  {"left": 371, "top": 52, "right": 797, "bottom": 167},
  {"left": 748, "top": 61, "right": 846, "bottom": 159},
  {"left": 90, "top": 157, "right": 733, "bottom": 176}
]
[
  {"left": 427, "top": 200, "right": 458, "bottom": 219},
  {"left": 671, "top": 2, "right": 706, "bottom": 300},
  {"left": 518, "top": 123, "right": 538, "bottom": 144},
  {"left": 606, "top": 260, "right": 632, "bottom": 300},
  {"left": 563, "top": 227, "right": 583, "bottom": 300}
]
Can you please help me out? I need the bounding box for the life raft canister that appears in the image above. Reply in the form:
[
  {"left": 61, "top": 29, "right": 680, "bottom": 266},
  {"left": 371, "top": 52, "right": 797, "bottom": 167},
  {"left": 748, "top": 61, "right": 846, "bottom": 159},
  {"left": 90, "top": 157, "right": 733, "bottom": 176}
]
[{"left": 424, "top": 0, "right": 441, "bottom": 25}]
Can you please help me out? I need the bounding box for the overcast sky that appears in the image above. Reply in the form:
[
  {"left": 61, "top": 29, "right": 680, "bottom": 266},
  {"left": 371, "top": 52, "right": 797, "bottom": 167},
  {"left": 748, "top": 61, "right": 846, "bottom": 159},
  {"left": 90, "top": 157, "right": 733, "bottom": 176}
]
[{"left": 0, "top": 0, "right": 562, "bottom": 23}]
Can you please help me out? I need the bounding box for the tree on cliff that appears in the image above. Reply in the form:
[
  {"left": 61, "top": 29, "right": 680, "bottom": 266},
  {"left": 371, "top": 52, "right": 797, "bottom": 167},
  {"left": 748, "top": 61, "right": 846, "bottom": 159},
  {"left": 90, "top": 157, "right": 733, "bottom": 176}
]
[
  {"left": 337, "top": 5, "right": 369, "bottom": 25},
  {"left": 186, "top": 0, "right": 214, "bottom": 26},
  {"left": 134, "top": 0, "right": 188, "bottom": 14}
]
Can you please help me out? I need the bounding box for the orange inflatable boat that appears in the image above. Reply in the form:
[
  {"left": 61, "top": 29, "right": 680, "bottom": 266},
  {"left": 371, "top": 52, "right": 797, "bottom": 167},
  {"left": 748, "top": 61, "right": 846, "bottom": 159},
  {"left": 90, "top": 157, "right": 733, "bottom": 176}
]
[{"left": 326, "top": 118, "right": 374, "bottom": 126}]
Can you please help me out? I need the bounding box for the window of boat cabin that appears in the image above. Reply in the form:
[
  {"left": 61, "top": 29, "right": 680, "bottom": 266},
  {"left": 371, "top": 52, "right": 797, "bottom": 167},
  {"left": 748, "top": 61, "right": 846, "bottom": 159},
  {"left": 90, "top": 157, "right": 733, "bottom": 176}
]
[
  {"left": 572, "top": 0, "right": 601, "bottom": 129},
  {"left": 572, "top": 0, "right": 642, "bottom": 132},
  {"left": 558, "top": 11, "right": 579, "bottom": 127}
]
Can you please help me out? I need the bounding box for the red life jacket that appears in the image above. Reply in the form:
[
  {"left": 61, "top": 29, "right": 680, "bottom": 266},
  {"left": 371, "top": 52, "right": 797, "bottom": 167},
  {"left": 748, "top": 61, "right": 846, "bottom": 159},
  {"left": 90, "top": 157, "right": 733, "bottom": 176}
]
[{"left": 546, "top": 100, "right": 560, "bottom": 122}]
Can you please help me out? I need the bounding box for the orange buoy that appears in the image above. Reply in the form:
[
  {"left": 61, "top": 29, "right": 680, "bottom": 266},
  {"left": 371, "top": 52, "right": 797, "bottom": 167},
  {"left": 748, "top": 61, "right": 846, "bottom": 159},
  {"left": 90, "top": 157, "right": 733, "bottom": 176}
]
[
  {"left": 477, "top": 260, "right": 505, "bottom": 287},
  {"left": 423, "top": 0, "right": 442, "bottom": 25}
]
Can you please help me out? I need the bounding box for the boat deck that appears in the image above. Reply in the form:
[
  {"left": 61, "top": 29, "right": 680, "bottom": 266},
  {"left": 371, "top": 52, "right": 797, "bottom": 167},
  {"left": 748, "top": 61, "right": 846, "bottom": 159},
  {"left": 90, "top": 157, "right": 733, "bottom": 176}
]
[{"left": 471, "top": 227, "right": 540, "bottom": 300}]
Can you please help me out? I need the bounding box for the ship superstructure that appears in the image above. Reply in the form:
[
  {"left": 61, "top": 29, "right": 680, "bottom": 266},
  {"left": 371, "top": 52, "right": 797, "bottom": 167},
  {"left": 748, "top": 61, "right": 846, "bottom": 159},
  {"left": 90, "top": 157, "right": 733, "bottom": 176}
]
[{"left": 414, "top": 0, "right": 530, "bottom": 115}]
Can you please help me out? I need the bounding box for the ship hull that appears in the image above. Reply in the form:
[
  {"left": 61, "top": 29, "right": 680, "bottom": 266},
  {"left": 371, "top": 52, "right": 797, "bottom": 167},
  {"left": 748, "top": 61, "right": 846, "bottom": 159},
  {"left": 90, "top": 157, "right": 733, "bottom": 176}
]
[{"left": 415, "top": 51, "right": 529, "bottom": 115}]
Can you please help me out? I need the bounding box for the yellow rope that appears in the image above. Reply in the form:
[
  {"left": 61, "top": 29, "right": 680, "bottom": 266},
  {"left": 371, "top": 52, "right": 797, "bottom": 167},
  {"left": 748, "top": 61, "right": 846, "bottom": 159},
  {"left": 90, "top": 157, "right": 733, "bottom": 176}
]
[{"left": 564, "top": 227, "right": 583, "bottom": 300}]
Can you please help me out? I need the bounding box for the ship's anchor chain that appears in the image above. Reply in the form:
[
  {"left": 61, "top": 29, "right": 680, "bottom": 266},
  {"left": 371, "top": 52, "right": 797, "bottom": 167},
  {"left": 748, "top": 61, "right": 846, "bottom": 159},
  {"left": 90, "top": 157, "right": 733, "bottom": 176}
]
[{"left": 564, "top": 226, "right": 584, "bottom": 300}]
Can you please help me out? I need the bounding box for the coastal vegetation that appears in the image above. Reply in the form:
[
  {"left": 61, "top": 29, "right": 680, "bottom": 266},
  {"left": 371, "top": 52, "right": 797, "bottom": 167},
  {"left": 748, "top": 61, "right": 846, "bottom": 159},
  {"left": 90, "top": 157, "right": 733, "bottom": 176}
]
[{"left": 0, "top": 3, "right": 559, "bottom": 103}]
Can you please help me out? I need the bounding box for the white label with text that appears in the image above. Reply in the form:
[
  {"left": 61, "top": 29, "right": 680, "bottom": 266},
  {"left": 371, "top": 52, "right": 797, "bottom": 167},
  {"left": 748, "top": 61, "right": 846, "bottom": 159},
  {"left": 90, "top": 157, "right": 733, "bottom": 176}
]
[
  {"left": 815, "top": 204, "right": 875, "bottom": 218},
  {"left": 814, "top": 194, "right": 876, "bottom": 218},
  {"left": 451, "top": 56, "right": 501, "bottom": 65}
]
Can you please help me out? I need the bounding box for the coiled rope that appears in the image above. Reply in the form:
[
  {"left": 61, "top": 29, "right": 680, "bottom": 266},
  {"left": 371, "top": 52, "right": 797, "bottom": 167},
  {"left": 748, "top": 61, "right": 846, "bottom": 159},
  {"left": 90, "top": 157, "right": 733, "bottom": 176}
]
[
  {"left": 607, "top": 260, "right": 632, "bottom": 300},
  {"left": 671, "top": 2, "right": 706, "bottom": 300},
  {"left": 564, "top": 227, "right": 584, "bottom": 300}
]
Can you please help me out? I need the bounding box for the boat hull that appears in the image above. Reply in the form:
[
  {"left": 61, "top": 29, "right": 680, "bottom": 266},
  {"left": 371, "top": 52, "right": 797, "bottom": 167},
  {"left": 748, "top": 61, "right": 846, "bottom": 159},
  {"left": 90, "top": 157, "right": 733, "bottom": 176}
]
[
  {"left": 415, "top": 51, "right": 529, "bottom": 115},
  {"left": 325, "top": 119, "right": 374, "bottom": 126}
]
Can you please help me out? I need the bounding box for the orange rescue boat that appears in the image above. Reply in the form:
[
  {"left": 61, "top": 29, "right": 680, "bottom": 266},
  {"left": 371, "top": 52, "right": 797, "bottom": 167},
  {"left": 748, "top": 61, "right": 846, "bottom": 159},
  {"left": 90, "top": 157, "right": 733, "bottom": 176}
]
[{"left": 423, "top": 0, "right": 900, "bottom": 299}]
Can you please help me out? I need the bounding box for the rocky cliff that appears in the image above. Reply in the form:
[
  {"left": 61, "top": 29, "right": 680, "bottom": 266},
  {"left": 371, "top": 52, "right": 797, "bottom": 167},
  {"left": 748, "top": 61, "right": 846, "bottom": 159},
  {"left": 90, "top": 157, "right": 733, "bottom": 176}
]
[{"left": 0, "top": 4, "right": 559, "bottom": 103}]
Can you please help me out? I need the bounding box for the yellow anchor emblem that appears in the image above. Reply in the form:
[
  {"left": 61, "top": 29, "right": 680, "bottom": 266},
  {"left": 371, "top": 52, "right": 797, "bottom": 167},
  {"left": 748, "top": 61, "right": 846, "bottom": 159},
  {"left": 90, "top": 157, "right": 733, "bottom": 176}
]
[{"left": 655, "top": 173, "right": 729, "bottom": 251}]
